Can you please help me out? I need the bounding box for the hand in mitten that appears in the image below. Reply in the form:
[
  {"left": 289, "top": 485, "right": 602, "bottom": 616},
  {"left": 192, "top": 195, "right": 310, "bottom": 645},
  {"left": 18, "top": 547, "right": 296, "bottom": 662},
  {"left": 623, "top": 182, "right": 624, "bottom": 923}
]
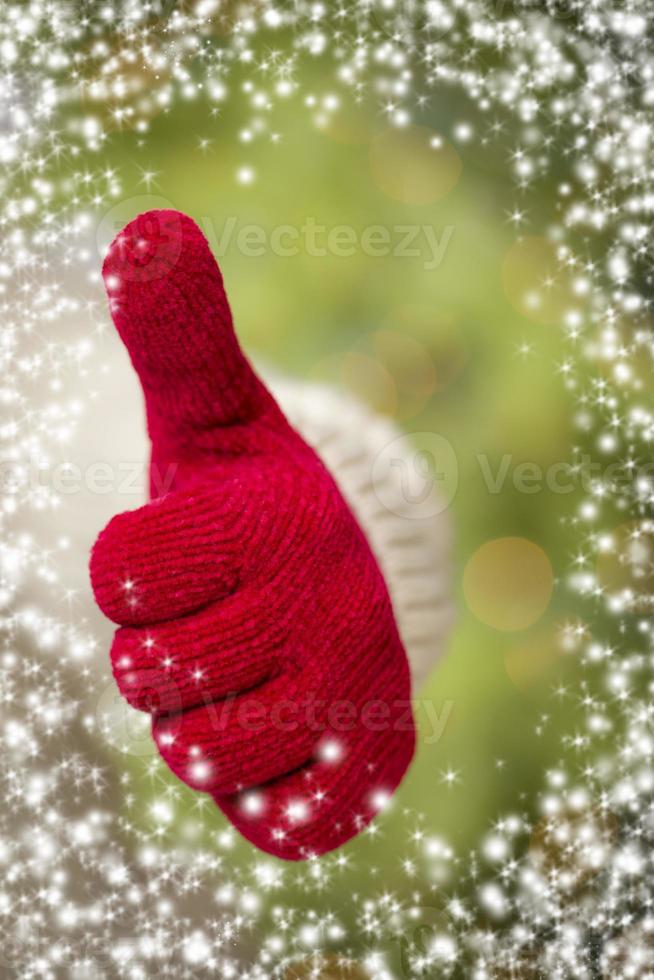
[{"left": 90, "top": 210, "right": 415, "bottom": 860}]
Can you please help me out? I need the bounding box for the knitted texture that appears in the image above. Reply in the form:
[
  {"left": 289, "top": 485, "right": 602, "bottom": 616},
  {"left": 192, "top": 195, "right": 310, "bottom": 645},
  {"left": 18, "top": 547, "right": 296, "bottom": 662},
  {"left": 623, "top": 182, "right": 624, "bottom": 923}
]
[
  {"left": 90, "top": 210, "right": 416, "bottom": 860},
  {"left": 269, "top": 375, "right": 453, "bottom": 692}
]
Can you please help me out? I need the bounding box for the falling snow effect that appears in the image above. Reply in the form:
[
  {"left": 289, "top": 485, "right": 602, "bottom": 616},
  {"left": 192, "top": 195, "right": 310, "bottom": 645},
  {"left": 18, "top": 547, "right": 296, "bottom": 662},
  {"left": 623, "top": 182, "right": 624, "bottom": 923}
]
[{"left": 1, "top": 0, "right": 654, "bottom": 976}]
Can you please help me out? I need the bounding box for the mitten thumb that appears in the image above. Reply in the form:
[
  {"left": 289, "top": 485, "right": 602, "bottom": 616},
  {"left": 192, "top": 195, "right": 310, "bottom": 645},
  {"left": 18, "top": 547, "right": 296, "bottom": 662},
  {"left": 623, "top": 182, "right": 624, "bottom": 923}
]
[{"left": 102, "top": 210, "right": 282, "bottom": 472}]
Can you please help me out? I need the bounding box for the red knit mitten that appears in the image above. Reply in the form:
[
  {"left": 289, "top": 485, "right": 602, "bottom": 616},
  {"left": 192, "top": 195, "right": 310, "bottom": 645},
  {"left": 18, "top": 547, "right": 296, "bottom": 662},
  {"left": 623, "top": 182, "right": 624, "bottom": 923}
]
[{"left": 90, "top": 210, "right": 415, "bottom": 860}]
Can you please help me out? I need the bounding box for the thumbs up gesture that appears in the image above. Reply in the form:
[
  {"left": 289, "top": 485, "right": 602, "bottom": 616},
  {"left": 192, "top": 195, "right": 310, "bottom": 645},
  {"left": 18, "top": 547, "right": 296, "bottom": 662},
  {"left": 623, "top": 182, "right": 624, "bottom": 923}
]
[{"left": 90, "top": 210, "right": 415, "bottom": 860}]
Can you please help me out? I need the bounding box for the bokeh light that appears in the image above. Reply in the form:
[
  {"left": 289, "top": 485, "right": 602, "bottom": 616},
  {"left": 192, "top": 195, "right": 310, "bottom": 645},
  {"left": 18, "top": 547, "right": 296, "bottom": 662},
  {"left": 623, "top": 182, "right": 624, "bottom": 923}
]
[{"left": 463, "top": 537, "right": 554, "bottom": 631}]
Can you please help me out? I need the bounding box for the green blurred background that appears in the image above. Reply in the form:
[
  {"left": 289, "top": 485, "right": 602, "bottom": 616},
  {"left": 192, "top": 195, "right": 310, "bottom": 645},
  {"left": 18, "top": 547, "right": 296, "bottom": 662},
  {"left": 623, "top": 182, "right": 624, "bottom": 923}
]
[{"left": 93, "top": 62, "right": 584, "bottom": 963}]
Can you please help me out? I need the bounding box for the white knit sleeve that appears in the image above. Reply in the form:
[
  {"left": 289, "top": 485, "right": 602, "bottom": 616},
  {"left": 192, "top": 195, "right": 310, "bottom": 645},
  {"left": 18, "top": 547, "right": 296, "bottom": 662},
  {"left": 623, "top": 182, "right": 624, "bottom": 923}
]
[{"left": 263, "top": 371, "right": 454, "bottom": 693}]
